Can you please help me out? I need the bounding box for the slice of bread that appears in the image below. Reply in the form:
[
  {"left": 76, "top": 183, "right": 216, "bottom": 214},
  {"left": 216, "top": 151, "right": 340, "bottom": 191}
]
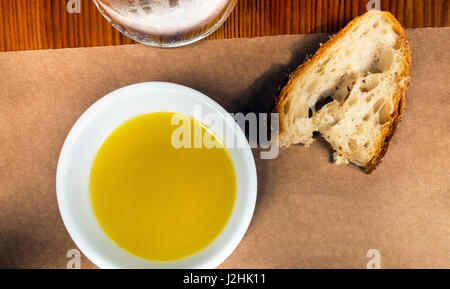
[{"left": 274, "top": 10, "right": 411, "bottom": 173}]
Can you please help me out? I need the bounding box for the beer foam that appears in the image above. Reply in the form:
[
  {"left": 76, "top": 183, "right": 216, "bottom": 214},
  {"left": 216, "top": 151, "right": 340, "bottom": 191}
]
[{"left": 100, "top": 0, "right": 229, "bottom": 35}]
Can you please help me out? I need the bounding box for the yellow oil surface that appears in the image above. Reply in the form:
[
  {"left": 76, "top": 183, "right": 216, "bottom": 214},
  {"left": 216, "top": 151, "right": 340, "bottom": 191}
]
[{"left": 90, "top": 112, "right": 236, "bottom": 261}]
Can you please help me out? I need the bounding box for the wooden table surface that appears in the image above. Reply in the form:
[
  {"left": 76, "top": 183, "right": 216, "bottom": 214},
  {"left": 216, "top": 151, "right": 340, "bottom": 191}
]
[{"left": 0, "top": 0, "right": 448, "bottom": 52}]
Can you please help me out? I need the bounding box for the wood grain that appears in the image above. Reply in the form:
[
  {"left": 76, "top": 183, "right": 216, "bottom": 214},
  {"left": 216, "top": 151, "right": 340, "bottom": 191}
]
[{"left": 0, "top": 0, "right": 448, "bottom": 52}]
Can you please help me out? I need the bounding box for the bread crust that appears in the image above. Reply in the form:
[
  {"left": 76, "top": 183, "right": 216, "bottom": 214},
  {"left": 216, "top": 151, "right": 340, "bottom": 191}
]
[
  {"left": 274, "top": 11, "right": 411, "bottom": 173},
  {"left": 364, "top": 12, "right": 410, "bottom": 173}
]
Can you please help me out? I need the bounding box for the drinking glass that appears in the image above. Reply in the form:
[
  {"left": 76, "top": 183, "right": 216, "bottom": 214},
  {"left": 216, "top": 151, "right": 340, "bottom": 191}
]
[{"left": 93, "top": 0, "right": 237, "bottom": 48}]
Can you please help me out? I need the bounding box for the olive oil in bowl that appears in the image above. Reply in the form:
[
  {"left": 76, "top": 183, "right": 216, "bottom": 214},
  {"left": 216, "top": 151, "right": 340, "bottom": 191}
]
[{"left": 90, "top": 112, "right": 236, "bottom": 261}]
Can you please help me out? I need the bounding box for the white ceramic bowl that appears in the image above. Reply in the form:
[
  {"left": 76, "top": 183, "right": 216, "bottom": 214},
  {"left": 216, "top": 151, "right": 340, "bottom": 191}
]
[{"left": 56, "top": 82, "right": 257, "bottom": 269}]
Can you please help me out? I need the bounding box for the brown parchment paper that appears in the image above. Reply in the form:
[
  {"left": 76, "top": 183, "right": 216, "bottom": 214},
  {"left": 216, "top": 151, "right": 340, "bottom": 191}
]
[{"left": 0, "top": 28, "right": 449, "bottom": 269}]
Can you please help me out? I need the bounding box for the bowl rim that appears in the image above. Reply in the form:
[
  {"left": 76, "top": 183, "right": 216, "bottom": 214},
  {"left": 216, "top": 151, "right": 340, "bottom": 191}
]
[{"left": 56, "top": 82, "right": 257, "bottom": 268}]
